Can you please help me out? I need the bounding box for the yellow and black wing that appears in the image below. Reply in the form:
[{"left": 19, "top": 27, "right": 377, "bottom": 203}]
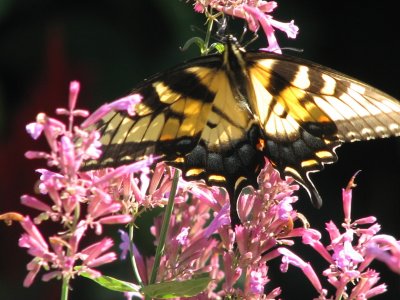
[
  {"left": 245, "top": 51, "right": 400, "bottom": 207},
  {"left": 85, "top": 54, "right": 265, "bottom": 196},
  {"left": 85, "top": 40, "right": 400, "bottom": 220}
]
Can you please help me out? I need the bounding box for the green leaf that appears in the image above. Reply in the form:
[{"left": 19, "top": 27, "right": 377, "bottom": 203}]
[
  {"left": 80, "top": 272, "right": 141, "bottom": 293},
  {"left": 181, "top": 37, "right": 206, "bottom": 54},
  {"left": 142, "top": 273, "right": 211, "bottom": 299}
]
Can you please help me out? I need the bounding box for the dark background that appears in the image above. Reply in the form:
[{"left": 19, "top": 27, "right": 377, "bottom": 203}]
[{"left": 0, "top": 0, "right": 399, "bottom": 299}]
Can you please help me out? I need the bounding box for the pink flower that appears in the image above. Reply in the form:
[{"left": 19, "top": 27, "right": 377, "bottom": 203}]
[
  {"left": 249, "top": 265, "right": 269, "bottom": 294},
  {"left": 17, "top": 81, "right": 143, "bottom": 289},
  {"left": 119, "top": 230, "right": 131, "bottom": 260},
  {"left": 277, "top": 247, "right": 322, "bottom": 293},
  {"left": 19, "top": 217, "right": 50, "bottom": 259},
  {"left": 176, "top": 227, "right": 190, "bottom": 246},
  {"left": 26, "top": 122, "right": 44, "bottom": 140},
  {"left": 193, "top": 1, "right": 299, "bottom": 53},
  {"left": 81, "top": 238, "right": 116, "bottom": 268},
  {"left": 81, "top": 94, "right": 142, "bottom": 128},
  {"left": 20, "top": 195, "right": 52, "bottom": 213},
  {"left": 68, "top": 80, "right": 80, "bottom": 111},
  {"left": 14, "top": 67, "right": 400, "bottom": 300},
  {"left": 94, "top": 157, "right": 156, "bottom": 186},
  {"left": 85, "top": 188, "right": 132, "bottom": 235}
]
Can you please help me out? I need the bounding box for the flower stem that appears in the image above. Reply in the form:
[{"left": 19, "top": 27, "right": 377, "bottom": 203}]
[
  {"left": 148, "top": 169, "right": 179, "bottom": 284},
  {"left": 60, "top": 276, "right": 69, "bottom": 300},
  {"left": 129, "top": 224, "right": 143, "bottom": 287},
  {"left": 203, "top": 15, "right": 214, "bottom": 53}
]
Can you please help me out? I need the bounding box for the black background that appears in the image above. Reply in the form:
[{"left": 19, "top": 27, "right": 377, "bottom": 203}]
[{"left": 0, "top": 1, "right": 399, "bottom": 299}]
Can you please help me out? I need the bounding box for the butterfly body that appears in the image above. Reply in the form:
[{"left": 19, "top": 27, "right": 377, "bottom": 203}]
[{"left": 86, "top": 38, "right": 400, "bottom": 224}]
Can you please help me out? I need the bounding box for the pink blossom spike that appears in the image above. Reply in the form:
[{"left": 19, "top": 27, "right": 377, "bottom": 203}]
[
  {"left": 108, "top": 94, "right": 142, "bottom": 116},
  {"left": 268, "top": 18, "right": 299, "bottom": 39},
  {"left": 24, "top": 150, "right": 49, "bottom": 160},
  {"left": 86, "top": 252, "right": 117, "bottom": 268},
  {"left": 21, "top": 195, "right": 52, "bottom": 212},
  {"left": 69, "top": 221, "right": 87, "bottom": 255},
  {"left": 81, "top": 94, "right": 142, "bottom": 128},
  {"left": 68, "top": 81, "right": 80, "bottom": 111},
  {"left": 94, "top": 157, "right": 157, "bottom": 186},
  {"left": 354, "top": 216, "right": 377, "bottom": 225},
  {"left": 342, "top": 187, "right": 352, "bottom": 223},
  {"left": 364, "top": 283, "right": 388, "bottom": 298},
  {"left": 265, "top": 287, "right": 282, "bottom": 299},
  {"left": 26, "top": 122, "right": 44, "bottom": 140},
  {"left": 249, "top": 266, "right": 269, "bottom": 294},
  {"left": 19, "top": 217, "right": 49, "bottom": 252},
  {"left": 194, "top": 2, "right": 204, "bottom": 13},
  {"left": 81, "top": 238, "right": 114, "bottom": 265},
  {"left": 244, "top": 5, "right": 282, "bottom": 53},
  {"left": 366, "top": 246, "right": 400, "bottom": 274},
  {"left": 176, "top": 227, "right": 190, "bottom": 246},
  {"left": 23, "top": 260, "right": 42, "bottom": 287},
  {"left": 72, "top": 109, "right": 89, "bottom": 118},
  {"left": 202, "top": 203, "right": 230, "bottom": 238},
  {"left": 139, "top": 167, "right": 151, "bottom": 195},
  {"left": 277, "top": 247, "right": 323, "bottom": 293},
  {"left": 195, "top": 1, "right": 298, "bottom": 53},
  {"left": 343, "top": 171, "right": 360, "bottom": 222},
  {"left": 325, "top": 221, "right": 340, "bottom": 241},
  {"left": 259, "top": 1, "right": 278, "bottom": 13},
  {"left": 59, "top": 136, "right": 77, "bottom": 176},
  {"left": 237, "top": 192, "right": 256, "bottom": 222},
  {"left": 98, "top": 215, "right": 132, "bottom": 225}
]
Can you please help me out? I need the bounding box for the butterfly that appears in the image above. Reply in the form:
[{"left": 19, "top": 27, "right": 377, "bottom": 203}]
[{"left": 84, "top": 36, "right": 400, "bottom": 225}]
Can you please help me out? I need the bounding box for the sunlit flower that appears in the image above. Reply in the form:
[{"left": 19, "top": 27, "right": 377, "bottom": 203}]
[
  {"left": 192, "top": 0, "right": 299, "bottom": 53},
  {"left": 14, "top": 81, "right": 141, "bottom": 289},
  {"left": 81, "top": 94, "right": 142, "bottom": 128}
]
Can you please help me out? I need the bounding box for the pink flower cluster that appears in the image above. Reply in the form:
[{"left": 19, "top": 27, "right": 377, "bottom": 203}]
[
  {"left": 121, "top": 162, "right": 400, "bottom": 299},
  {"left": 192, "top": 0, "right": 299, "bottom": 53},
  {"left": 122, "top": 161, "right": 313, "bottom": 299},
  {"left": 18, "top": 82, "right": 151, "bottom": 287},
  {"left": 3, "top": 2, "right": 399, "bottom": 294},
  {"left": 301, "top": 180, "right": 400, "bottom": 299},
  {"left": 3, "top": 78, "right": 399, "bottom": 299}
]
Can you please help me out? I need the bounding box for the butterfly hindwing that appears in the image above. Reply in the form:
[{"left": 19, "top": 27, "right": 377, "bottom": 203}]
[
  {"left": 245, "top": 51, "right": 400, "bottom": 206},
  {"left": 247, "top": 52, "right": 400, "bottom": 140}
]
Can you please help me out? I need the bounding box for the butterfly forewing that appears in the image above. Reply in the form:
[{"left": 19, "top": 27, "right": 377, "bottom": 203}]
[
  {"left": 86, "top": 54, "right": 264, "bottom": 192},
  {"left": 90, "top": 58, "right": 221, "bottom": 169}
]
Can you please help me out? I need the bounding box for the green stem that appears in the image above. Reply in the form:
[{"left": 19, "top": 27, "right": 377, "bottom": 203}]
[
  {"left": 129, "top": 224, "right": 143, "bottom": 287},
  {"left": 71, "top": 201, "right": 80, "bottom": 232},
  {"left": 60, "top": 188, "right": 80, "bottom": 300},
  {"left": 60, "top": 276, "right": 69, "bottom": 300},
  {"left": 203, "top": 17, "right": 214, "bottom": 54},
  {"left": 149, "top": 169, "right": 179, "bottom": 285}
]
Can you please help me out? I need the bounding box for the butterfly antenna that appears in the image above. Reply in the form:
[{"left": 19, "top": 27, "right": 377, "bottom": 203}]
[
  {"left": 242, "top": 32, "right": 259, "bottom": 49},
  {"left": 239, "top": 24, "right": 248, "bottom": 44},
  {"left": 280, "top": 47, "right": 304, "bottom": 54},
  {"left": 216, "top": 15, "right": 228, "bottom": 39},
  {"left": 189, "top": 25, "right": 206, "bottom": 35}
]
